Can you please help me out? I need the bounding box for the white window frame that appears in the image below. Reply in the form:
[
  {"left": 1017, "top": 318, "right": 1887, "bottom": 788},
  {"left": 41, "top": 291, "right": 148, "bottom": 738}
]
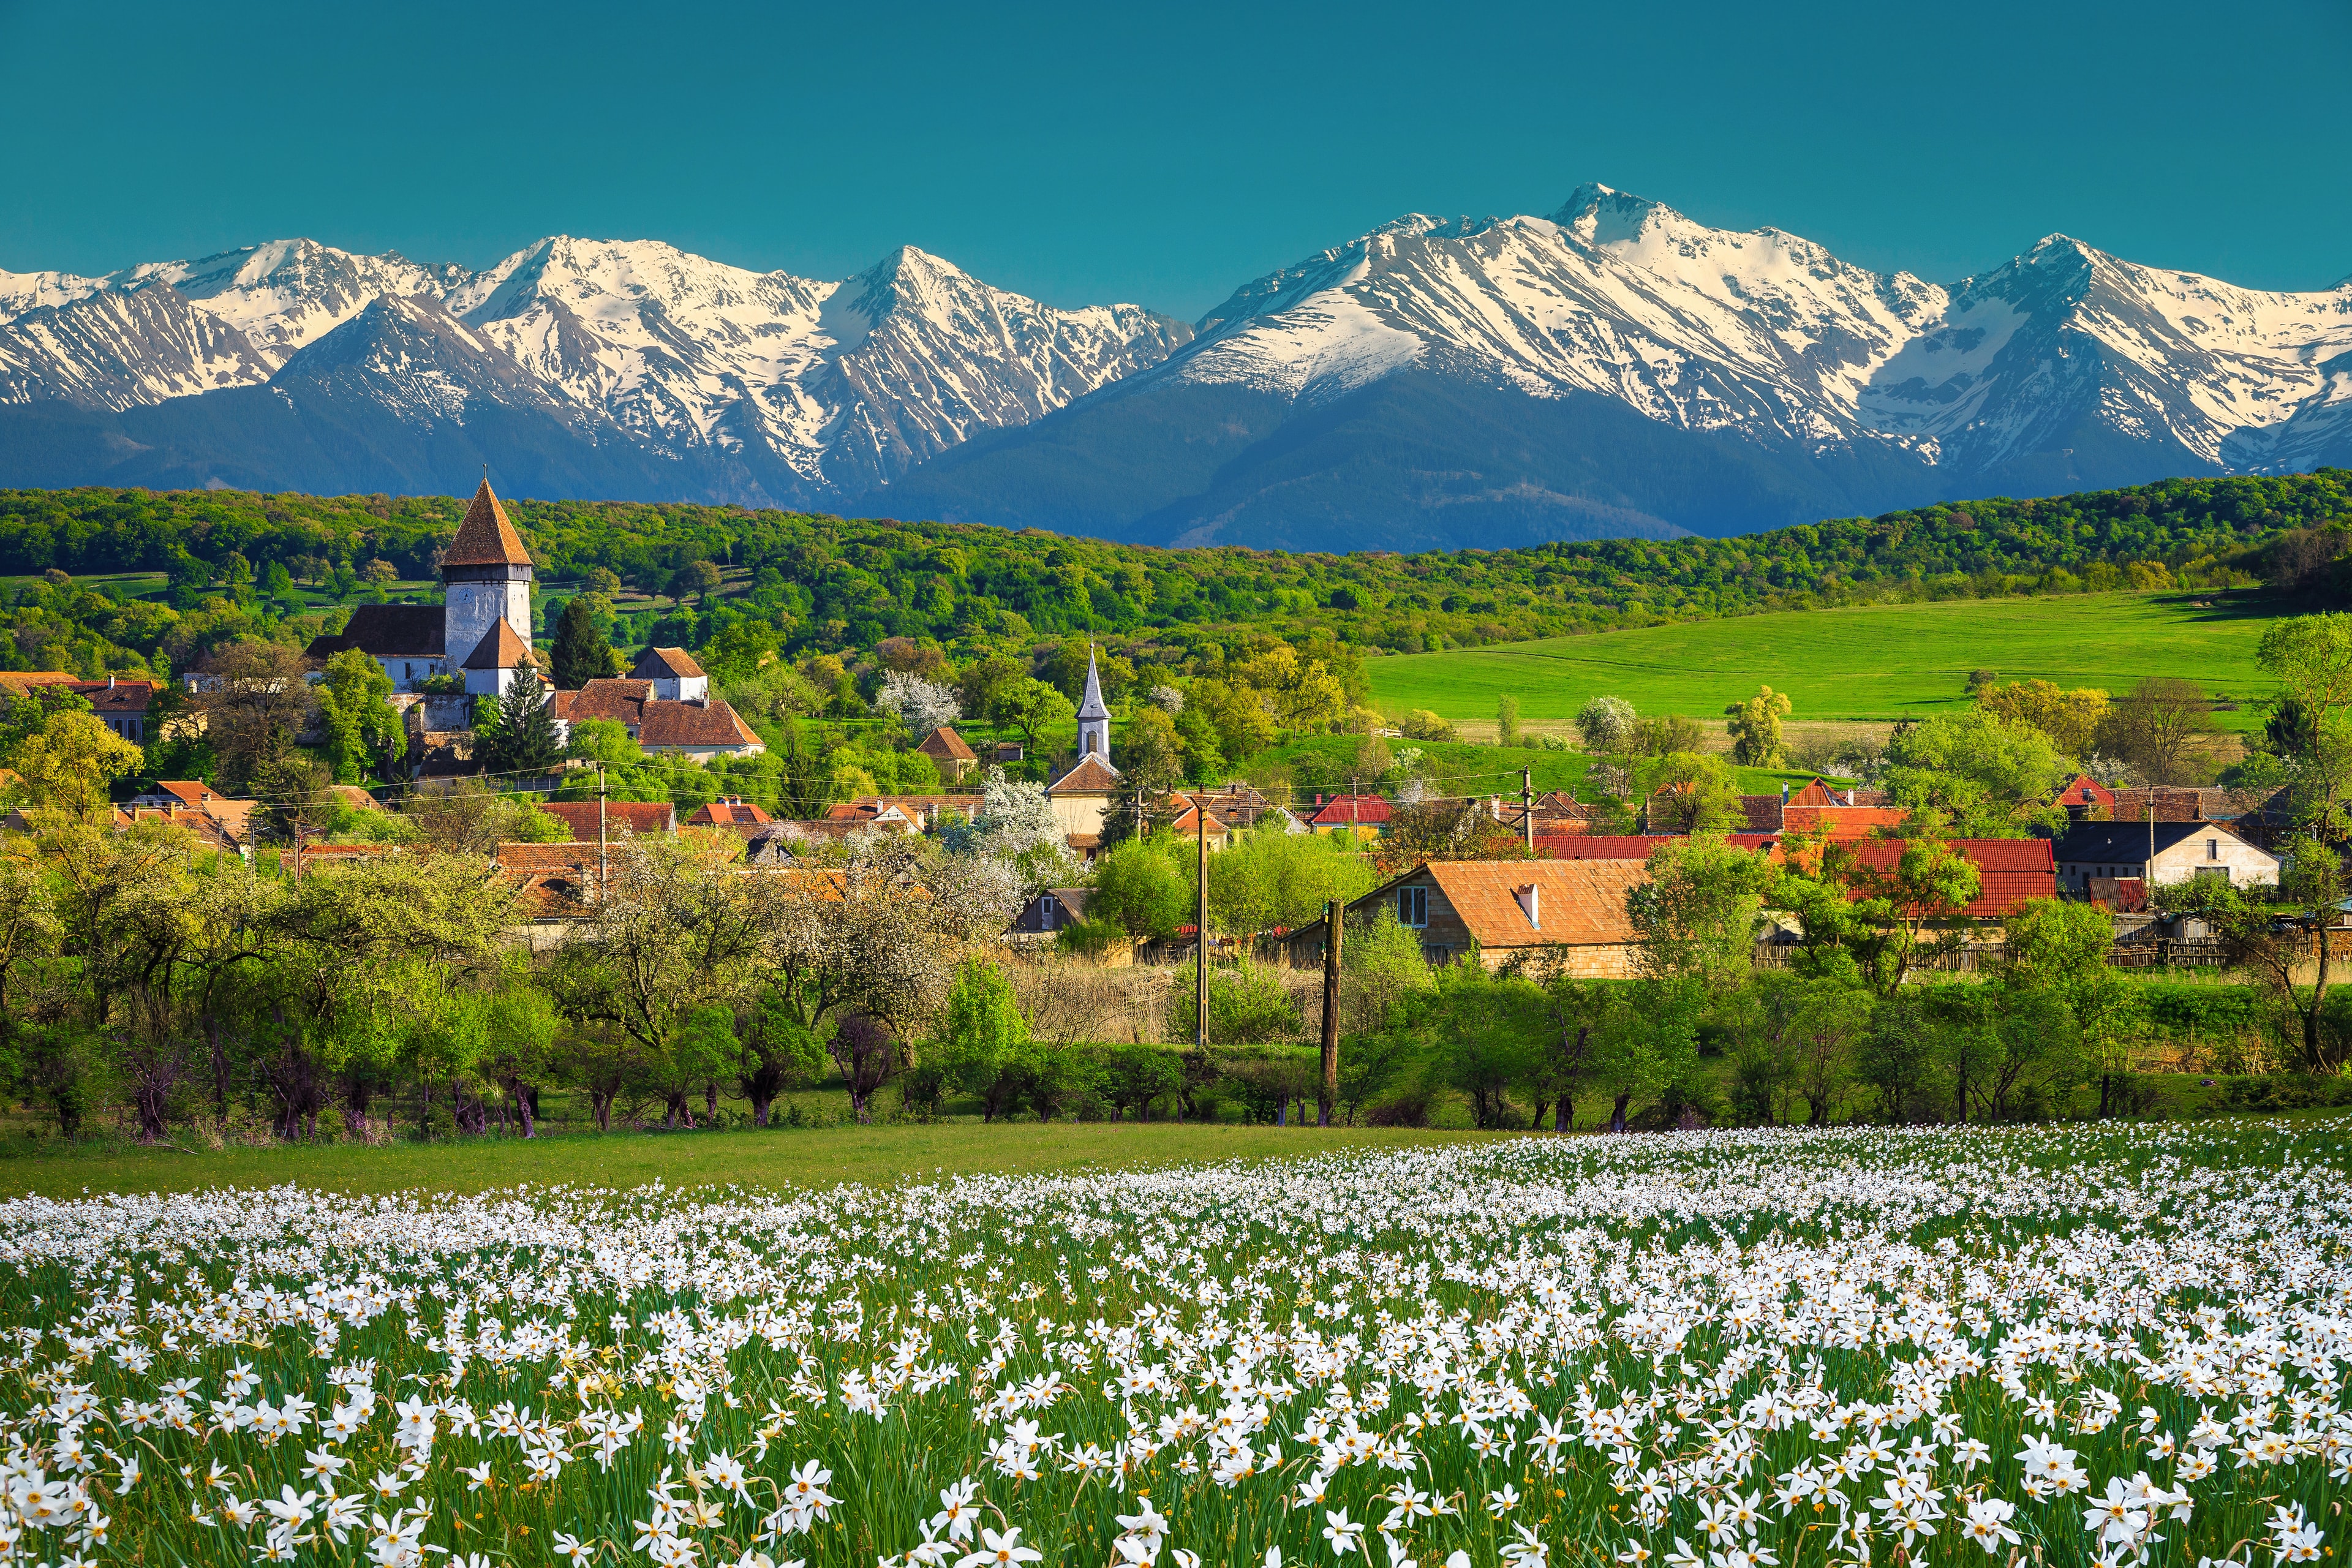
[{"left": 1398, "top": 885, "right": 1428, "bottom": 928}]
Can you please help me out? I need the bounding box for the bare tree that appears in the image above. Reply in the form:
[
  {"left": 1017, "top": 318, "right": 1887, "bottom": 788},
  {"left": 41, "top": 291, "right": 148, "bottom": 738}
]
[{"left": 2098, "top": 676, "right": 2214, "bottom": 785}]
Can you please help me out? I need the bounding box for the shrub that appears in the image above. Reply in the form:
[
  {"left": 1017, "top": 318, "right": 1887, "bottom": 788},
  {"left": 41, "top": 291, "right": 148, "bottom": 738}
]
[
  {"left": 1399, "top": 709, "right": 1456, "bottom": 742},
  {"left": 1166, "top": 962, "right": 1301, "bottom": 1045}
]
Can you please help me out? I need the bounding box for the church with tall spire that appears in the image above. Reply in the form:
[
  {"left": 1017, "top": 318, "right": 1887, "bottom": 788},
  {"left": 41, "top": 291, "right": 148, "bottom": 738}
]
[
  {"left": 306, "top": 477, "right": 539, "bottom": 694},
  {"left": 1044, "top": 646, "right": 1121, "bottom": 854}
]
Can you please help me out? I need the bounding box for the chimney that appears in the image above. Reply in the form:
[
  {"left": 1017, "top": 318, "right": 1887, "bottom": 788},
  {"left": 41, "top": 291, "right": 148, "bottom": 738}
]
[
  {"left": 1514, "top": 883, "right": 1540, "bottom": 929},
  {"left": 1844, "top": 789, "right": 1855, "bottom": 806},
  {"left": 1489, "top": 794, "right": 1502, "bottom": 820},
  {"left": 1780, "top": 782, "right": 1788, "bottom": 803},
  {"left": 107, "top": 674, "right": 116, "bottom": 689}
]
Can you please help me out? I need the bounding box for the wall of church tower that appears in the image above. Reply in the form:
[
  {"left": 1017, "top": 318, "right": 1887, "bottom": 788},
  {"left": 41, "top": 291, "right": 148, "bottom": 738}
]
[{"left": 444, "top": 570, "right": 532, "bottom": 668}]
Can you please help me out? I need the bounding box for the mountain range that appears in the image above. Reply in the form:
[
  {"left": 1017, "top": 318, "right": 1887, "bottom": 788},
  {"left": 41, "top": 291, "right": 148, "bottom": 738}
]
[{"left": 6, "top": 186, "right": 2349, "bottom": 552}]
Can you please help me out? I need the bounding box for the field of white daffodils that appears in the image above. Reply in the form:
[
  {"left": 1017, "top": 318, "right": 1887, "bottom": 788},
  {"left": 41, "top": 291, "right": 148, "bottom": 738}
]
[{"left": 0, "top": 1121, "right": 2343, "bottom": 1568}]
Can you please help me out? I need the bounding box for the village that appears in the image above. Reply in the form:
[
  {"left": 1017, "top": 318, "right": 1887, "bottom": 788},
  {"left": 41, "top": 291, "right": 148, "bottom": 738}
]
[{"left": 2, "top": 481, "right": 2304, "bottom": 990}]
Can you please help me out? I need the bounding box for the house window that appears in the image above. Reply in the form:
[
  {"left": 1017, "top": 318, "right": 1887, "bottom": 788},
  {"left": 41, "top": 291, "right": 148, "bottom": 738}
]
[
  {"left": 1398, "top": 885, "right": 1428, "bottom": 928},
  {"left": 1039, "top": 895, "right": 1057, "bottom": 930},
  {"left": 2207, "top": 839, "right": 2219, "bottom": 860}
]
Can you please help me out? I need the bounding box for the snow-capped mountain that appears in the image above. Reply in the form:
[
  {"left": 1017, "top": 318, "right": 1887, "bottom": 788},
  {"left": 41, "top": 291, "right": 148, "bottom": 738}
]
[
  {"left": 3, "top": 191, "right": 2346, "bottom": 548},
  {"left": 882, "top": 185, "right": 2352, "bottom": 548},
  {"left": 0, "top": 235, "right": 1189, "bottom": 505}
]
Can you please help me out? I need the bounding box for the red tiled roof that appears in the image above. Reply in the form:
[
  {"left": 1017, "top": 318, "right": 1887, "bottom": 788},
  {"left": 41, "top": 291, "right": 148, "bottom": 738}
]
[
  {"left": 637, "top": 699, "right": 761, "bottom": 750},
  {"left": 535, "top": 801, "right": 676, "bottom": 839},
  {"left": 688, "top": 799, "right": 772, "bottom": 826},
  {"left": 554, "top": 679, "right": 652, "bottom": 723},
  {"left": 443, "top": 480, "right": 533, "bottom": 568},
  {"left": 1309, "top": 793, "right": 1392, "bottom": 827},
  {"left": 1781, "top": 804, "right": 1910, "bottom": 838},
  {"left": 1839, "top": 837, "right": 2056, "bottom": 918},
  {"left": 1539, "top": 833, "right": 1784, "bottom": 861},
  {"left": 2056, "top": 773, "right": 2116, "bottom": 807},
  {"left": 1736, "top": 794, "right": 1786, "bottom": 833}
]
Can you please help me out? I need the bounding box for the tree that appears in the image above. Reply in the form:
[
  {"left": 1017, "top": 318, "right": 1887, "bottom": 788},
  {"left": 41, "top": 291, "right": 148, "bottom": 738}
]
[
  {"left": 566, "top": 717, "right": 643, "bottom": 767},
  {"left": 876, "top": 669, "right": 961, "bottom": 739},
  {"left": 2158, "top": 849, "right": 2348, "bottom": 1073},
  {"left": 1479, "top": 695, "right": 1513, "bottom": 751},
  {"left": 1423, "top": 960, "right": 1544, "bottom": 1129},
  {"left": 191, "top": 639, "right": 317, "bottom": 791},
  {"left": 474, "top": 983, "right": 561, "bottom": 1137},
  {"left": 1372, "top": 797, "right": 1533, "bottom": 876},
  {"left": 1723, "top": 684, "right": 1792, "bottom": 766},
  {"left": 1117, "top": 707, "right": 1185, "bottom": 794},
  {"left": 1627, "top": 834, "right": 1774, "bottom": 999},
  {"left": 2097, "top": 677, "right": 2214, "bottom": 785},
  {"left": 1206, "top": 829, "right": 1378, "bottom": 937},
  {"left": 549, "top": 834, "right": 773, "bottom": 1118},
  {"left": 679, "top": 559, "right": 725, "bottom": 607},
  {"left": 314, "top": 647, "right": 406, "bottom": 783},
  {"left": 989, "top": 677, "right": 1076, "bottom": 755},
  {"left": 2000, "top": 895, "right": 2133, "bottom": 1114},
  {"left": 1642, "top": 752, "right": 1743, "bottom": 832},
  {"left": 1575, "top": 695, "right": 1636, "bottom": 755},
  {"left": 1088, "top": 837, "right": 1192, "bottom": 940},
  {"left": 551, "top": 594, "right": 624, "bottom": 688},
  {"left": 1978, "top": 679, "right": 2111, "bottom": 758},
  {"left": 2256, "top": 612, "right": 2352, "bottom": 712},
  {"left": 932, "top": 956, "right": 1038, "bottom": 1121},
  {"left": 474, "top": 680, "right": 562, "bottom": 776},
  {"left": 733, "top": 982, "right": 827, "bottom": 1126},
  {"left": 8, "top": 710, "right": 143, "bottom": 815},
  {"left": 755, "top": 836, "right": 1012, "bottom": 1120},
  {"left": 1885, "top": 709, "right": 2071, "bottom": 834}
]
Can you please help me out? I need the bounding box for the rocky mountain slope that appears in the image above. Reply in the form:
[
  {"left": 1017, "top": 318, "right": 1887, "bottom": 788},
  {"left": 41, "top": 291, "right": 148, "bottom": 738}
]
[{"left": 4, "top": 189, "right": 2346, "bottom": 548}]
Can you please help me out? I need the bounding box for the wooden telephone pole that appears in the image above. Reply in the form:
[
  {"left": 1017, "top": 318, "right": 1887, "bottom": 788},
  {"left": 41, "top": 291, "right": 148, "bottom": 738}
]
[
  {"left": 1195, "top": 793, "right": 1209, "bottom": 1049},
  {"left": 1522, "top": 766, "right": 1535, "bottom": 851},
  {"left": 1318, "top": 897, "right": 1341, "bottom": 1126}
]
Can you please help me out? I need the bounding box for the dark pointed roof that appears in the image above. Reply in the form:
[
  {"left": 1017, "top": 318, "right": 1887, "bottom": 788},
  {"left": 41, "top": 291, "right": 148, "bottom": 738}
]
[
  {"left": 461, "top": 619, "right": 538, "bottom": 670},
  {"left": 1076, "top": 647, "right": 1109, "bottom": 721},
  {"left": 442, "top": 480, "right": 533, "bottom": 569}
]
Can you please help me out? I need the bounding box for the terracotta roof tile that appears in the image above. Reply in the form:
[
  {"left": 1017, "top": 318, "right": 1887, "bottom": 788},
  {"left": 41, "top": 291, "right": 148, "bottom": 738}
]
[
  {"left": 460, "top": 619, "right": 537, "bottom": 670},
  {"left": 636, "top": 699, "right": 761, "bottom": 750},
  {"left": 918, "top": 726, "right": 978, "bottom": 762},
  {"left": 535, "top": 801, "right": 676, "bottom": 839},
  {"left": 554, "top": 679, "right": 652, "bottom": 723},
  {"left": 688, "top": 799, "right": 772, "bottom": 826},
  {"left": 442, "top": 480, "right": 533, "bottom": 568},
  {"left": 1047, "top": 753, "right": 1121, "bottom": 792},
  {"left": 1841, "top": 837, "right": 2057, "bottom": 917},
  {"left": 1422, "top": 859, "right": 1651, "bottom": 947},
  {"left": 630, "top": 646, "right": 705, "bottom": 680}
]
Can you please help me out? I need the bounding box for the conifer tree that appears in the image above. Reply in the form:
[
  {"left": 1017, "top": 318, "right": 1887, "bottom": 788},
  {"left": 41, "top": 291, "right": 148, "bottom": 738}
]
[{"left": 551, "top": 595, "right": 622, "bottom": 690}]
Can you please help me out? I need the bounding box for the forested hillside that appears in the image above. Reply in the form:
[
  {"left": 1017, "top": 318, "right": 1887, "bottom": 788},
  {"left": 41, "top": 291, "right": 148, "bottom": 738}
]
[{"left": 0, "top": 470, "right": 2344, "bottom": 675}]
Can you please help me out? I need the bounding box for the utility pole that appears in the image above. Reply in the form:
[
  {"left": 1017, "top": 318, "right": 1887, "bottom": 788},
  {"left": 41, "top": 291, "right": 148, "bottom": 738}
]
[
  {"left": 1318, "top": 896, "right": 1341, "bottom": 1127},
  {"left": 597, "top": 761, "right": 609, "bottom": 902},
  {"left": 1522, "top": 766, "right": 1535, "bottom": 851},
  {"left": 1195, "top": 792, "right": 1209, "bottom": 1049}
]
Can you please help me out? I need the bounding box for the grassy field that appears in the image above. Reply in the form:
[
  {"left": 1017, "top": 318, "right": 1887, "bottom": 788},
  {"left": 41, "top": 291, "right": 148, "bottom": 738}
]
[
  {"left": 1366, "top": 589, "right": 2279, "bottom": 731},
  {"left": 0, "top": 1121, "right": 1503, "bottom": 1201}
]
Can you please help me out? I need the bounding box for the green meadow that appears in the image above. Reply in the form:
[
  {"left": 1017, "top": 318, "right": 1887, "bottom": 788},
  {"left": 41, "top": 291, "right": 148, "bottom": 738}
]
[{"left": 1365, "top": 589, "right": 2280, "bottom": 730}]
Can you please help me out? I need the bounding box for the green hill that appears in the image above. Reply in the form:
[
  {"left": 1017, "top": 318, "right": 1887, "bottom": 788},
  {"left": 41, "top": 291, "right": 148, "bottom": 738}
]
[
  {"left": 1365, "top": 590, "right": 2281, "bottom": 734},
  {"left": 0, "top": 470, "right": 2342, "bottom": 677}
]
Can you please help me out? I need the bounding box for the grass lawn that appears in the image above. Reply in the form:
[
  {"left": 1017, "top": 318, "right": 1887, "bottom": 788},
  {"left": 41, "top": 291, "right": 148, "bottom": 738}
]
[
  {"left": 0, "top": 1121, "right": 1505, "bottom": 1201},
  {"left": 1366, "top": 589, "right": 2280, "bottom": 731}
]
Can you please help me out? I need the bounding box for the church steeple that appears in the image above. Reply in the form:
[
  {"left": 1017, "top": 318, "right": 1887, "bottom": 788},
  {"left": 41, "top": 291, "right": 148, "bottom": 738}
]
[
  {"left": 441, "top": 477, "right": 534, "bottom": 687},
  {"left": 1075, "top": 646, "right": 1111, "bottom": 763}
]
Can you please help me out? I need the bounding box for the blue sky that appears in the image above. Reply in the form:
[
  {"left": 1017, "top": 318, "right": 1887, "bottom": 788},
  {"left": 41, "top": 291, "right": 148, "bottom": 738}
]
[{"left": 5, "top": 0, "right": 2348, "bottom": 319}]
